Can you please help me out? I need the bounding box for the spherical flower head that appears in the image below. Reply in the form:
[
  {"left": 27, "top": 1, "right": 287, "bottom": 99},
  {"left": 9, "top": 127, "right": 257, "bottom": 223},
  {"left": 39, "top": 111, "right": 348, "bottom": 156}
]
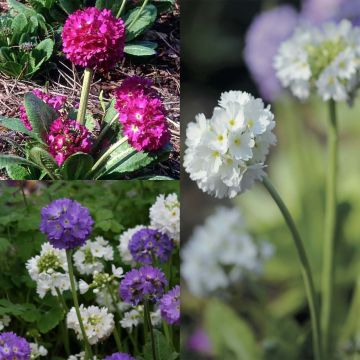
[
  {"left": 0, "top": 332, "right": 31, "bottom": 360},
  {"left": 119, "top": 266, "right": 168, "bottom": 305},
  {"left": 46, "top": 117, "right": 93, "bottom": 166},
  {"left": 160, "top": 285, "right": 180, "bottom": 325},
  {"left": 244, "top": 5, "right": 298, "bottom": 101},
  {"left": 149, "top": 193, "right": 180, "bottom": 244},
  {"left": 62, "top": 7, "right": 125, "bottom": 71},
  {"left": 301, "top": 0, "right": 346, "bottom": 24},
  {"left": 40, "top": 198, "right": 94, "bottom": 249},
  {"left": 187, "top": 329, "right": 213, "bottom": 355},
  {"left": 274, "top": 20, "right": 360, "bottom": 102},
  {"left": 182, "top": 207, "right": 273, "bottom": 297},
  {"left": 129, "top": 228, "right": 173, "bottom": 264},
  {"left": 104, "top": 353, "right": 136, "bottom": 360},
  {"left": 184, "top": 91, "right": 276, "bottom": 199},
  {"left": 19, "top": 89, "right": 67, "bottom": 131},
  {"left": 118, "top": 225, "right": 147, "bottom": 265},
  {"left": 115, "top": 76, "right": 171, "bottom": 152}
]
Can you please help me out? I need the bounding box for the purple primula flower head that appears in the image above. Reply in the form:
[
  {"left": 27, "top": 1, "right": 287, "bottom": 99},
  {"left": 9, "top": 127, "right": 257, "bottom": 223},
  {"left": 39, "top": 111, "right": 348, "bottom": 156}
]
[
  {"left": 119, "top": 266, "right": 167, "bottom": 305},
  {"left": 187, "top": 329, "right": 213, "bottom": 355},
  {"left": 334, "top": 0, "right": 360, "bottom": 26},
  {"left": 160, "top": 285, "right": 180, "bottom": 325},
  {"left": 40, "top": 198, "right": 93, "bottom": 250},
  {"left": 104, "top": 352, "right": 136, "bottom": 360},
  {"left": 0, "top": 332, "right": 31, "bottom": 360},
  {"left": 244, "top": 5, "right": 298, "bottom": 101},
  {"left": 129, "top": 228, "right": 173, "bottom": 264},
  {"left": 301, "top": 0, "right": 346, "bottom": 24}
]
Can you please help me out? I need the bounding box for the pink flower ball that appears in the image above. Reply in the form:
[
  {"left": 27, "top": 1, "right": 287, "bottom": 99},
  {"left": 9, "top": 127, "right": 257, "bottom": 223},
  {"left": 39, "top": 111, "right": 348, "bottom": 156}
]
[
  {"left": 19, "top": 90, "right": 67, "bottom": 131},
  {"left": 62, "top": 7, "right": 126, "bottom": 71},
  {"left": 115, "top": 76, "right": 171, "bottom": 152},
  {"left": 46, "top": 118, "right": 93, "bottom": 166}
]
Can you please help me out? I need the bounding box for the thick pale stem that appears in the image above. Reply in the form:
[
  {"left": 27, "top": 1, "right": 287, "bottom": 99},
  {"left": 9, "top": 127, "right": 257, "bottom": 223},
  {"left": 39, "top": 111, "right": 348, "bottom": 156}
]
[
  {"left": 321, "top": 100, "right": 338, "bottom": 356},
  {"left": 77, "top": 68, "right": 93, "bottom": 126},
  {"left": 116, "top": 0, "right": 127, "bottom": 18},
  {"left": 66, "top": 250, "right": 93, "bottom": 359},
  {"left": 262, "top": 177, "right": 322, "bottom": 360}
]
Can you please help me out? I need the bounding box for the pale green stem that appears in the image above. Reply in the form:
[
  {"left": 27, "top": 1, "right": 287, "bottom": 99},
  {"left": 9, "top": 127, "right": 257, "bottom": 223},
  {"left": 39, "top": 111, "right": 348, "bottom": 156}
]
[
  {"left": 129, "top": 0, "right": 149, "bottom": 28},
  {"left": 144, "top": 299, "right": 157, "bottom": 360},
  {"left": 262, "top": 177, "right": 322, "bottom": 360},
  {"left": 55, "top": 288, "right": 70, "bottom": 356},
  {"left": 107, "top": 285, "right": 123, "bottom": 352},
  {"left": 321, "top": 100, "right": 338, "bottom": 357},
  {"left": 77, "top": 68, "right": 93, "bottom": 125},
  {"left": 66, "top": 250, "right": 93, "bottom": 359},
  {"left": 93, "top": 113, "right": 119, "bottom": 151},
  {"left": 116, "top": 0, "right": 127, "bottom": 18}
]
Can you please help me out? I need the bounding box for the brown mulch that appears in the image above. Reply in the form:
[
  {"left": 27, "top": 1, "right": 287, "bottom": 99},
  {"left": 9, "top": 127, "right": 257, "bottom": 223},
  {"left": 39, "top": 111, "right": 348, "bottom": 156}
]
[{"left": 0, "top": 1, "right": 180, "bottom": 180}]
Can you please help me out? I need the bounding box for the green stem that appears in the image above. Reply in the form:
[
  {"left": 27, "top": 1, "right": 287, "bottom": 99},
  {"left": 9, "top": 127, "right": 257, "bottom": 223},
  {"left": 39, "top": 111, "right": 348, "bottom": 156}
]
[
  {"left": 107, "top": 285, "right": 123, "bottom": 352},
  {"left": 112, "top": 323, "right": 123, "bottom": 352},
  {"left": 77, "top": 68, "right": 93, "bottom": 125},
  {"left": 129, "top": 0, "right": 149, "bottom": 28},
  {"left": 93, "top": 113, "right": 119, "bottom": 151},
  {"left": 66, "top": 250, "right": 93, "bottom": 359},
  {"left": 262, "top": 177, "right": 322, "bottom": 360},
  {"left": 116, "top": 0, "right": 127, "bottom": 18},
  {"left": 20, "top": 186, "right": 29, "bottom": 211},
  {"left": 321, "top": 100, "right": 338, "bottom": 356},
  {"left": 144, "top": 299, "right": 157, "bottom": 360}
]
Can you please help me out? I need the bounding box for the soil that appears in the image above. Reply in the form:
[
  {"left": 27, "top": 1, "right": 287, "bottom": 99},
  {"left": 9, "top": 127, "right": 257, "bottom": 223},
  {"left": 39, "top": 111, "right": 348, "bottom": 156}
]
[{"left": 0, "top": 0, "right": 180, "bottom": 179}]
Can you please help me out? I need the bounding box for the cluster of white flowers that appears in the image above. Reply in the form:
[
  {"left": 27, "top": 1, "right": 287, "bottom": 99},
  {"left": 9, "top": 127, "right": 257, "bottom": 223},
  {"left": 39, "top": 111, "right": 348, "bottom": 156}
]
[
  {"left": 118, "top": 225, "right": 147, "bottom": 264},
  {"left": 73, "top": 237, "right": 114, "bottom": 275},
  {"left": 120, "top": 306, "right": 162, "bottom": 332},
  {"left": 68, "top": 353, "right": 98, "bottom": 360},
  {"left": 26, "top": 243, "right": 70, "bottom": 298},
  {"left": 150, "top": 193, "right": 180, "bottom": 243},
  {"left": 275, "top": 20, "right": 360, "bottom": 102},
  {"left": 182, "top": 207, "right": 274, "bottom": 297},
  {"left": 30, "top": 343, "right": 48, "bottom": 359},
  {"left": 184, "top": 91, "right": 276, "bottom": 199},
  {"left": 0, "top": 315, "right": 10, "bottom": 331},
  {"left": 95, "top": 285, "right": 130, "bottom": 313},
  {"left": 67, "top": 305, "right": 114, "bottom": 345}
]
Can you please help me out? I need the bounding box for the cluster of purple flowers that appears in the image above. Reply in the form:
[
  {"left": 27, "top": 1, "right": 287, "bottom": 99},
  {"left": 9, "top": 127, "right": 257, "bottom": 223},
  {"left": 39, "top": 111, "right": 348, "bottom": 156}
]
[
  {"left": 129, "top": 228, "right": 173, "bottom": 264},
  {"left": 40, "top": 198, "right": 94, "bottom": 249},
  {"left": 119, "top": 266, "right": 168, "bottom": 305},
  {"left": 104, "top": 353, "right": 136, "bottom": 360},
  {"left": 160, "top": 285, "right": 180, "bottom": 325},
  {"left": 0, "top": 332, "right": 31, "bottom": 360}
]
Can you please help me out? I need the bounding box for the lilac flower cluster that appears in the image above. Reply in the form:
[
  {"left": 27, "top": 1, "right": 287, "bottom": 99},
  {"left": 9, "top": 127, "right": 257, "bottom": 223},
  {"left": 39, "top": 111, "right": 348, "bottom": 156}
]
[
  {"left": 129, "top": 228, "right": 173, "bottom": 264},
  {"left": 104, "top": 353, "right": 136, "bottom": 360},
  {"left": 40, "top": 198, "right": 94, "bottom": 249},
  {"left": 160, "top": 285, "right": 180, "bottom": 325},
  {"left": 0, "top": 332, "right": 31, "bottom": 360},
  {"left": 119, "top": 266, "right": 167, "bottom": 305}
]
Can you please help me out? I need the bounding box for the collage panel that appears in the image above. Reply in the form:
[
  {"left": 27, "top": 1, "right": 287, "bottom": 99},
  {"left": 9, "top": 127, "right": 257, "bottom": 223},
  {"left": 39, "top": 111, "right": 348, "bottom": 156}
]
[
  {"left": 0, "top": 180, "right": 179, "bottom": 359},
  {"left": 182, "top": 1, "right": 360, "bottom": 360}
]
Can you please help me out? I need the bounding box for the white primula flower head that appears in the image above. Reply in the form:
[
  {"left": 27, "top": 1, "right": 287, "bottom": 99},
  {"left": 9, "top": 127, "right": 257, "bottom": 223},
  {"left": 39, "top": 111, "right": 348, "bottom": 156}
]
[
  {"left": 26, "top": 242, "right": 70, "bottom": 298},
  {"left": 73, "top": 236, "right": 114, "bottom": 275},
  {"left": 181, "top": 207, "right": 274, "bottom": 297},
  {"left": 150, "top": 193, "right": 180, "bottom": 243},
  {"left": 67, "top": 353, "right": 98, "bottom": 360},
  {"left": 67, "top": 305, "right": 114, "bottom": 345},
  {"left": 184, "top": 91, "right": 276, "bottom": 199},
  {"left": 118, "top": 225, "right": 147, "bottom": 264},
  {"left": 0, "top": 315, "right": 10, "bottom": 331},
  {"left": 30, "top": 342, "right": 48, "bottom": 359},
  {"left": 275, "top": 20, "right": 360, "bottom": 102},
  {"left": 95, "top": 284, "right": 131, "bottom": 313},
  {"left": 79, "top": 280, "right": 89, "bottom": 295},
  {"left": 120, "top": 307, "right": 143, "bottom": 332}
]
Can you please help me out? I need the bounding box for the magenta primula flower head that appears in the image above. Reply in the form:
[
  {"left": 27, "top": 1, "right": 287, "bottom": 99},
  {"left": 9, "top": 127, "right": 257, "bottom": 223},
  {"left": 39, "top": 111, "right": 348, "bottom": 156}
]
[
  {"left": 62, "top": 7, "right": 125, "bottom": 71},
  {"left": 19, "top": 89, "right": 67, "bottom": 131},
  {"left": 115, "top": 76, "right": 171, "bottom": 152},
  {"left": 46, "top": 118, "right": 93, "bottom": 166},
  {"left": 40, "top": 198, "right": 94, "bottom": 249},
  {"left": 0, "top": 332, "right": 31, "bottom": 360}
]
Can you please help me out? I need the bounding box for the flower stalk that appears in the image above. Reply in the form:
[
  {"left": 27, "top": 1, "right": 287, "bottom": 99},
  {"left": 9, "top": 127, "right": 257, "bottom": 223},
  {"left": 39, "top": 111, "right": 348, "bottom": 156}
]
[
  {"left": 77, "top": 68, "right": 93, "bottom": 125},
  {"left": 321, "top": 100, "right": 338, "bottom": 356},
  {"left": 144, "top": 299, "right": 157, "bottom": 360},
  {"left": 262, "top": 176, "right": 322, "bottom": 360}
]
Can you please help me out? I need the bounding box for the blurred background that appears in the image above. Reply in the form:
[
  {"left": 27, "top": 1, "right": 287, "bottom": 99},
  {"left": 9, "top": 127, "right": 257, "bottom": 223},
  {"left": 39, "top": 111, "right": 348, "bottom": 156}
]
[{"left": 181, "top": 0, "right": 360, "bottom": 359}]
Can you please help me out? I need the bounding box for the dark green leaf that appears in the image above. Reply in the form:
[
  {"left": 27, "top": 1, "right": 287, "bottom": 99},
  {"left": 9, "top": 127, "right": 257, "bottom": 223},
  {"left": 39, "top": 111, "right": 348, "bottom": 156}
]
[
  {"left": 0, "top": 154, "right": 38, "bottom": 169},
  {"left": 7, "top": 0, "right": 37, "bottom": 17},
  {"left": 11, "top": 13, "right": 28, "bottom": 43},
  {"left": 6, "top": 165, "right": 32, "bottom": 180},
  {"left": 0, "top": 237, "right": 11, "bottom": 253},
  {"left": 124, "top": 41, "right": 157, "bottom": 56},
  {"left": 59, "top": 0, "right": 82, "bottom": 14},
  {"left": 37, "top": 306, "right": 63, "bottom": 333},
  {"left": 144, "top": 329, "right": 175, "bottom": 360},
  {"left": 0, "top": 116, "right": 35, "bottom": 138},
  {"left": 60, "top": 152, "right": 94, "bottom": 180},
  {"left": 152, "top": 0, "right": 175, "bottom": 13},
  {"left": 29, "top": 146, "right": 58, "bottom": 178},
  {"left": 32, "top": 38, "right": 54, "bottom": 63}
]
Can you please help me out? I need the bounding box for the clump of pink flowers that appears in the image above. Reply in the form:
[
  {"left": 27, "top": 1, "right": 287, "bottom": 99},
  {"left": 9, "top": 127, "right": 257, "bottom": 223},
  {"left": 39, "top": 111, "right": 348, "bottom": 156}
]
[
  {"left": 115, "top": 76, "right": 171, "bottom": 152},
  {"left": 19, "top": 89, "right": 67, "bottom": 131},
  {"left": 46, "top": 118, "right": 93, "bottom": 166},
  {"left": 62, "top": 7, "right": 126, "bottom": 71}
]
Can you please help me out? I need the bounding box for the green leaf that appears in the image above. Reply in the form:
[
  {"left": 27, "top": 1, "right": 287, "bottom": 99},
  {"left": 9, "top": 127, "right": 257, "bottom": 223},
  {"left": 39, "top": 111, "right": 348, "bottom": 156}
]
[
  {"left": 124, "top": 5, "right": 157, "bottom": 42},
  {"left": 0, "top": 237, "right": 11, "bottom": 253},
  {"left": 205, "top": 299, "right": 260, "bottom": 360},
  {"left": 29, "top": 146, "right": 58, "bottom": 178},
  {"left": 124, "top": 41, "right": 157, "bottom": 56},
  {"left": 37, "top": 306, "right": 63, "bottom": 333},
  {"left": 58, "top": 0, "right": 82, "bottom": 14},
  {"left": 0, "top": 61, "right": 23, "bottom": 77},
  {"left": 32, "top": 38, "right": 54, "bottom": 62},
  {"left": 0, "top": 154, "right": 38, "bottom": 169},
  {"left": 7, "top": 0, "right": 37, "bottom": 17},
  {"left": 11, "top": 13, "right": 28, "bottom": 43},
  {"left": 24, "top": 92, "right": 58, "bottom": 139},
  {"left": 144, "top": 329, "right": 175, "bottom": 360},
  {"left": 0, "top": 116, "right": 35, "bottom": 138},
  {"left": 152, "top": 0, "right": 175, "bottom": 13},
  {"left": 60, "top": 152, "right": 94, "bottom": 180},
  {"left": 6, "top": 165, "right": 32, "bottom": 180}
]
